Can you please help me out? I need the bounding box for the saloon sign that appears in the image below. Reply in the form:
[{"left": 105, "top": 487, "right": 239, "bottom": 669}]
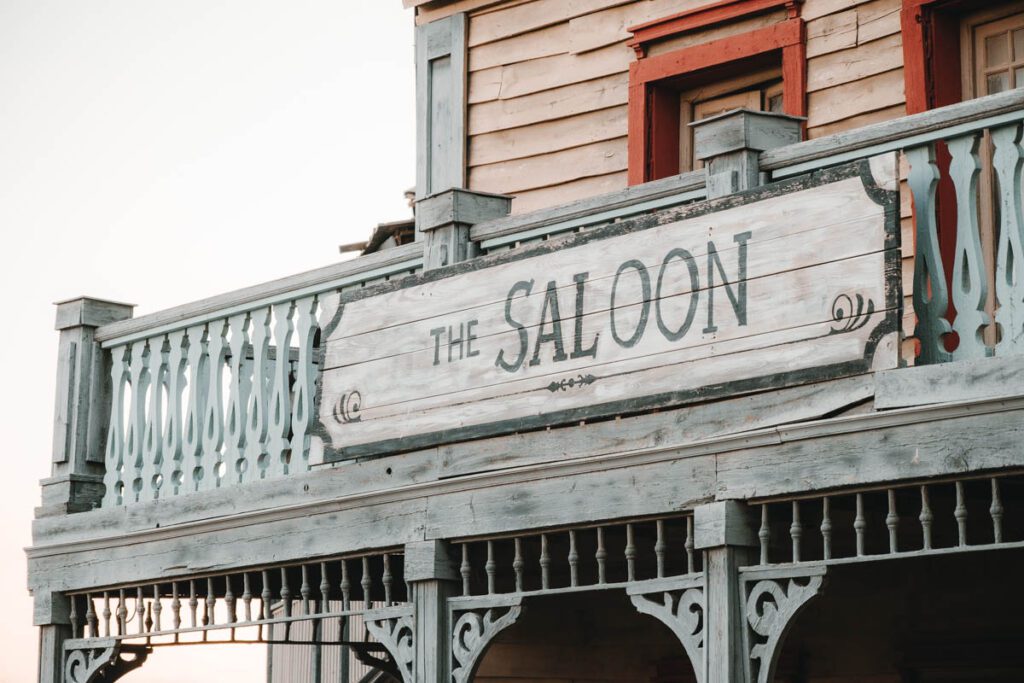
[{"left": 317, "top": 164, "right": 900, "bottom": 459}]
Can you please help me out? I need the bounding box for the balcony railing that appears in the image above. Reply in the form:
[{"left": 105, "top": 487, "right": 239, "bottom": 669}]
[{"left": 63, "top": 89, "right": 1024, "bottom": 510}]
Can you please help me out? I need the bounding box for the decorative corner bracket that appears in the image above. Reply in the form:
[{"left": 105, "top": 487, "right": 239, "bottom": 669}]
[
  {"left": 64, "top": 639, "right": 149, "bottom": 683},
  {"left": 450, "top": 595, "right": 524, "bottom": 683},
  {"left": 627, "top": 575, "right": 706, "bottom": 683},
  {"left": 741, "top": 565, "right": 826, "bottom": 683},
  {"left": 363, "top": 605, "right": 415, "bottom": 683}
]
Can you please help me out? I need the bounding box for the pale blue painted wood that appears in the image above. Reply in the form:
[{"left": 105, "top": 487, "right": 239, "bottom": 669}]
[
  {"left": 906, "top": 144, "right": 952, "bottom": 364},
  {"left": 947, "top": 134, "right": 992, "bottom": 359},
  {"left": 991, "top": 122, "right": 1024, "bottom": 354}
]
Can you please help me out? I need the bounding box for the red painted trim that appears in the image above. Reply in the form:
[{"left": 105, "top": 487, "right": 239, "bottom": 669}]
[
  {"left": 633, "top": 19, "right": 803, "bottom": 85},
  {"left": 628, "top": 0, "right": 801, "bottom": 55},
  {"left": 901, "top": 1, "right": 930, "bottom": 114},
  {"left": 627, "top": 74, "right": 648, "bottom": 186}
]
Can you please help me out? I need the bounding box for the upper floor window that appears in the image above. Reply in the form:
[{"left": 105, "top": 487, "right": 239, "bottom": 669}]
[
  {"left": 626, "top": 0, "right": 806, "bottom": 184},
  {"left": 965, "top": 6, "right": 1024, "bottom": 96}
]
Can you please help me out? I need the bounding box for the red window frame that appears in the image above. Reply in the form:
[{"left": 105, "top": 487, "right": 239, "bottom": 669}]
[{"left": 627, "top": 0, "right": 807, "bottom": 185}]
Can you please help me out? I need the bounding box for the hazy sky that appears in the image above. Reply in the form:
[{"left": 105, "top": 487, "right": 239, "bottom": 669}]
[{"left": 0, "top": 2, "right": 414, "bottom": 680}]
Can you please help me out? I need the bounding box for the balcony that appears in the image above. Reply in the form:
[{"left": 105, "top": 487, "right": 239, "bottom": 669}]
[{"left": 29, "top": 88, "right": 1024, "bottom": 681}]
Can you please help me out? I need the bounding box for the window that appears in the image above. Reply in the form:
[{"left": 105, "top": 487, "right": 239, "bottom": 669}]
[{"left": 627, "top": 0, "right": 806, "bottom": 184}]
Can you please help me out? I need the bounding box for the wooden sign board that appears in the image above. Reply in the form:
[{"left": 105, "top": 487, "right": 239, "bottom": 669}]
[{"left": 317, "top": 161, "right": 900, "bottom": 460}]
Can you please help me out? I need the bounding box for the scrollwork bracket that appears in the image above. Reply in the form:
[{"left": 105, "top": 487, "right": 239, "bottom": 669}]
[
  {"left": 450, "top": 595, "right": 524, "bottom": 683},
  {"left": 363, "top": 606, "right": 415, "bottom": 683},
  {"left": 627, "top": 575, "right": 706, "bottom": 683},
  {"left": 741, "top": 565, "right": 826, "bottom": 683},
  {"left": 64, "top": 638, "right": 149, "bottom": 683}
]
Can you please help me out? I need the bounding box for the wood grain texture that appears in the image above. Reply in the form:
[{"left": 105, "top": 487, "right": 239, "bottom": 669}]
[
  {"left": 807, "top": 33, "right": 903, "bottom": 93},
  {"left": 806, "top": 68, "right": 905, "bottom": 128},
  {"left": 469, "top": 105, "right": 627, "bottom": 166},
  {"left": 469, "top": 136, "right": 628, "bottom": 193},
  {"left": 467, "top": 0, "right": 632, "bottom": 47},
  {"left": 509, "top": 172, "right": 628, "bottom": 213},
  {"left": 468, "top": 73, "right": 628, "bottom": 135}
]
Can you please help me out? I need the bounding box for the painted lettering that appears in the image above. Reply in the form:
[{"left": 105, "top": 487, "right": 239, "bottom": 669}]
[
  {"left": 570, "top": 271, "right": 599, "bottom": 360},
  {"left": 529, "top": 280, "right": 569, "bottom": 366},
  {"left": 704, "top": 231, "right": 751, "bottom": 334},
  {"left": 495, "top": 279, "right": 534, "bottom": 373},
  {"left": 655, "top": 248, "right": 700, "bottom": 342},
  {"left": 610, "top": 259, "right": 651, "bottom": 348}
]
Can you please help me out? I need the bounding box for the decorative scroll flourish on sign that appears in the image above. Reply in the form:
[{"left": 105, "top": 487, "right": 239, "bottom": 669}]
[
  {"left": 829, "top": 293, "right": 875, "bottom": 335},
  {"left": 317, "top": 161, "right": 901, "bottom": 460}
]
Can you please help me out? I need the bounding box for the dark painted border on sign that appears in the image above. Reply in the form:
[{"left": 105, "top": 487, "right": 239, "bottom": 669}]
[{"left": 315, "top": 159, "right": 901, "bottom": 463}]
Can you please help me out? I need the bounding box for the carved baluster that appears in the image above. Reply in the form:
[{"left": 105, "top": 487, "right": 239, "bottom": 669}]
[
  {"left": 460, "top": 545, "right": 471, "bottom": 596},
  {"left": 152, "top": 585, "right": 162, "bottom": 632},
  {"left": 540, "top": 534, "right": 551, "bottom": 589},
  {"left": 948, "top": 133, "right": 992, "bottom": 358},
  {"left": 685, "top": 517, "right": 695, "bottom": 573},
  {"left": 140, "top": 337, "right": 166, "bottom": 500},
  {"left": 513, "top": 538, "right": 525, "bottom": 592},
  {"left": 266, "top": 301, "right": 296, "bottom": 478},
  {"left": 991, "top": 478, "right": 1005, "bottom": 543},
  {"left": 790, "top": 501, "right": 803, "bottom": 563},
  {"left": 163, "top": 330, "right": 187, "bottom": 496},
  {"left": 224, "top": 313, "right": 250, "bottom": 484},
  {"left": 136, "top": 587, "right": 146, "bottom": 634},
  {"left": 85, "top": 594, "right": 97, "bottom": 638},
  {"left": 821, "top": 497, "right": 833, "bottom": 560},
  {"left": 300, "top": 564, "right": 312, "bottom": 615},
  {"left": 183, "top": 325, "right": 209, "bottom": 492},
  {"left": 654, "top": 521, "right": 665, "bottom": 578},
  {"left": 955, "top": 481, "right": 968, "bottom": 546},
  {"left": 281, "top": 568, "right": 293, "bottom": 617},
  {"left": 290, "top": 295, "right": 319, "bottom": 472},
  {"left": 202, "top": 319, "right": 229, "bottom": 489},
  {"left": 125, "top": 340, "right": 149, "bottom": 503},
  {"left": 486, "top": 541, "right": 496, "bottom": 594},
  {"left": 991, "top": 123, "right": 1024, "bottom": 354},
  {"left": 261, "top": 571, "right": 272, "bottom": 620},
  {"left": 242, "top": 573, "right": 253, "bottom": 622},
  {"left": 625, "top": 524, "right": 637, "bottom": 582},
  {"left": 383, "top": 554, "right": 394, "bottom": 605},
  {"left": 225, "top": 577, "right": 236, "bottom": 624},
  {"left": 188, "top": 580, "right": 199, "bottom": 628},
  {"left": 117, "top": 589, "right": 127, "bottom": 636},
  {"left": 361, "top": 557, "right": 372, "bottom": 605},
  {"left": 886, "top": 489, "right": 899, "bottom": 553},
  {"left": 595, "top": 527, "right": 607, "bottom": 584},
  {"left": 246, "top": 307, "right": 272, "bottom": 479},
  {"left": 171, "top": 583, "right": 181, "bottom": 632},
  {"left": 568, "top": 530, "right": 580, "bottom": 586},
  {"left": 759, "top": 504, "right": 770, "bottom": 565},
  {"left": 920, "top": 485, "right": 934, "bottom": 550},
  {"left": 340, "top": 559, "right": 351, "bottom": 610},
  {"left": 206, "top": 578, "right": 216, "bottom": 626},
  {"left": 104, "top": 346, "right": 129, "bottom": 506},
  {"left": 69, "top": 595, "right": 79, "bottom": 639},
  {"left": 319, "top": 563, "right": 330, "bottom": 614},
  {"left": 854, "top": 494, "right": 867, "bottom": 556},
  {"left": 102, "top": 592, "right": 111, "bottom": 637},
  {"left": 906, "top": 144, "right": 952, "bottom": 363}
]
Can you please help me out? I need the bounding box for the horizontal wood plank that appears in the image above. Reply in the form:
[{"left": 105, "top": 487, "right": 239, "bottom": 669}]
[
  {"left": 469, "top": 136, "right": 628, "bottom": 193},
  {"left": 510, "top": 171, "right": 628, "bottom": 214},
  {"left": 806, "top": 67, "right": 905, "bottom": 128},
  {"left": 807, "top": 32, "right": 903, "bottom": 93}
]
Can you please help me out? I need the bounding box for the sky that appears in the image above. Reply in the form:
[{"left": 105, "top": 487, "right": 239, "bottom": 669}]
[{"left": 0, "top": 1, "right": 415, "bottom": 680}]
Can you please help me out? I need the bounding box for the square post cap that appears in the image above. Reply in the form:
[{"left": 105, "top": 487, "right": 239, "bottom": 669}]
[
  {"left": 416, "top": 188, "right": 513, "bottom": 233},
  {"left": 54, "top": 297, "right": 135, "bottom": 330},
  {"left": 690, "top": 108, "right": 805, "bottom": 162}
]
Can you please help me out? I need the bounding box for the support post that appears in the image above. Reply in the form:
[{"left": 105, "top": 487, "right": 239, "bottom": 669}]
[
  {"left": 405, "top": 540, "right": 460, "bottom": 683},
  {"left": 37, "top": 592, "right": 71, "bottom": 683},
  {"left": 690, "top": 109, "right": 804, "bottom": 199},
  {"left": 695, "top": 501, "right": 759, "bottom": 683},
  {"left": 416, "top": 188, "right": 511, "bottom": 271},
  {"left": 39, "top": 297, "right": 134, "bottom": 517}
]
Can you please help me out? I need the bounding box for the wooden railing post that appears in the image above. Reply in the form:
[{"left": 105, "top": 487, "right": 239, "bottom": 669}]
[
  {"left": 695, "top": 501, "right": 759, "bottom": 683},
  {"left": 691, "top": 109, "right": 804, "bottom": 199},
  {"left": 39, "top": 297, "right": 134, "bottom": 517},
  {"left": 416, "top": 188, "right": 511, "bottom": 271},
  {"left": 405, "top": 540, "right": 460, "bottom": 683}
]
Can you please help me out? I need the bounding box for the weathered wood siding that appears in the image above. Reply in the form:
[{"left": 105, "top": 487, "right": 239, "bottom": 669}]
[{"left": 415, "top": 0, "right": 906, "bottom": 215}]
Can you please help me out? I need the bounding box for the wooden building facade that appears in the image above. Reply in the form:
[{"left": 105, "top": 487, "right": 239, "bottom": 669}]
[{"left": 28, "top": 1, "right": 1024, "bottom": 682}]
